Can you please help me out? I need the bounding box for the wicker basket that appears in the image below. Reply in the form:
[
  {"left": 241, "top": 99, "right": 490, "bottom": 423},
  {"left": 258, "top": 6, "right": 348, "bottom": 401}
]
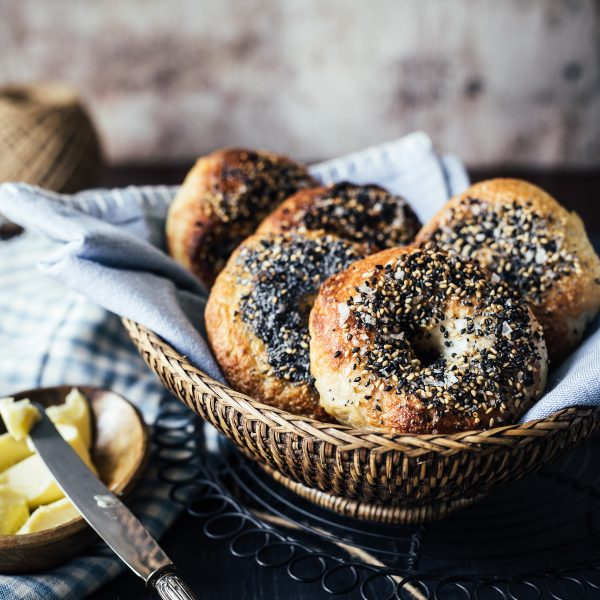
[{"left": 124, "top": 318, "right": 600, "bottom": 524}]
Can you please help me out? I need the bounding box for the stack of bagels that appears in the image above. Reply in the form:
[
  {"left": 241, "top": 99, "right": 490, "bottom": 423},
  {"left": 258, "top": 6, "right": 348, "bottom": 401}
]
[{"left": 166, "top": 148, "right": 600, "bottom": 434}]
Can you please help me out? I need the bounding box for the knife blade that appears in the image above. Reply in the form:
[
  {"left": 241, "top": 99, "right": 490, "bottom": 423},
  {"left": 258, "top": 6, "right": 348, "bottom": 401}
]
[{"left": 28, "top": 403, "right": 197, "bottom": 599}]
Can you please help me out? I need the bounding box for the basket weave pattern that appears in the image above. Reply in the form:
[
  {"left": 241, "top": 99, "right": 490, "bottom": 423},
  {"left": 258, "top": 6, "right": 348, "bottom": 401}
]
[{"left": 124, "top": 319, "right": 600, "bottom": 521}]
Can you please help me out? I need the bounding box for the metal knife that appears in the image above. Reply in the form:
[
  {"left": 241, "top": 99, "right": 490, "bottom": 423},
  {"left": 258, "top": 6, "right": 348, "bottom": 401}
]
[{"left": 28, "top": 403, "right": 197, "bottom": 600}]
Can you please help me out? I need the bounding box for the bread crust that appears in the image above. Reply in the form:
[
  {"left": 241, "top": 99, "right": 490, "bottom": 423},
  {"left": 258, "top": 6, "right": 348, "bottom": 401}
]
[
  {"left": 416, "top": 179, "right": 600, "bottom": 363},
  {"left": 205, "top": 230, "right": 364, "bottom": 420},
  {"left": 166, "top": 148, "right": 316, "bottom": 287},
  {"left": 257, "top": 182, "right": 421, "bottom": 252},
  {"left": 310, "top": 245, "right": 547, "bottom": 434}
]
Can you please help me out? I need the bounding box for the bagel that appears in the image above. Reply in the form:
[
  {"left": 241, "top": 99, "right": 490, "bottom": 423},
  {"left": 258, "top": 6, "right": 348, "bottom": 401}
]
[
  {"left": 205, "top": 230, "right": 365, "bottom": 419},
  {"left": 166, "top": 148, "right": 316, "bottom": 287},
  {"left": 309, "top": 244, "right": 548, "bottom": 434},
  {"left": 416, "top": 179, "right": 600, "bottom": 362},
  {"left": 257, "top": 182, "right": 421, "bottom": 252}
]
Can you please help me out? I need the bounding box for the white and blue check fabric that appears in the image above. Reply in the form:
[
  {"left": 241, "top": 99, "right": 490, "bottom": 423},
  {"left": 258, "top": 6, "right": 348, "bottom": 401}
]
[
  {"left": 0, "top": 233, "right": 182, "bottom": 599},
  {"left": 7, "top": 131, "right": 573, "bottom": 599}
]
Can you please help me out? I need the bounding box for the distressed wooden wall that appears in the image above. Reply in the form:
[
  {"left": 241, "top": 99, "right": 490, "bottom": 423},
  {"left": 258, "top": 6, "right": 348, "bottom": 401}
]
[{"left": 1, "top": 0, "right": 598, "bottom": 167}]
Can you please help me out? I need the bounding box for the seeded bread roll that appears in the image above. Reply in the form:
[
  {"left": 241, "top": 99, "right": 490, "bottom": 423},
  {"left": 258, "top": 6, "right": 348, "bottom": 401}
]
[
  {"left": 310, "top": 244, "right": 547, "bottom": 434},
  {"left": 205, "top": 231, "right": 365, "bottom": 419},
  {"left": 166, "top": 148, "right": 316, "bottom": 287},
  {"left": 257, "top": 182, "right": 421, "bottom": 252},
  {"left": 417, "top": 179, "right": 600, "bottom": 363}
]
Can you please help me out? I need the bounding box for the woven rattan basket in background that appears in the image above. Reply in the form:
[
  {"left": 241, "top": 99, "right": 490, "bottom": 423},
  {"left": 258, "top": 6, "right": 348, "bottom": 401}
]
[{"left": 124, "top": 319, "right": 600, "bottom": 524}]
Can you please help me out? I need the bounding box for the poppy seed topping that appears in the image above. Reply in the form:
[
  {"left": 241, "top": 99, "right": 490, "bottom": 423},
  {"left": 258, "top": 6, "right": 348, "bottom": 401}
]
[{"left": 236, "top": 233, "right": 364, "bottom": 384}]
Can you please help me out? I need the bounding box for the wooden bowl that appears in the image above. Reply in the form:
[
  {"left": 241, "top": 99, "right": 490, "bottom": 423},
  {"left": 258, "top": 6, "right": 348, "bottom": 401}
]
[
  {"left": 0, "top": 386, "right": 150, "bottom": 573},
  {"left": 124, "top": 318, "right": 600, "bottom": 524}
]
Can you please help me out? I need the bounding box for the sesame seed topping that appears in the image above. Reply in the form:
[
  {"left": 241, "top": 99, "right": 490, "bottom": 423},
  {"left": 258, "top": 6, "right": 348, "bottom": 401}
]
[
  {"left": 427, "top": 197, "right": 578, "bottom": 306},
  {"left": 196, "top": 150, "right": 314, "bottom": 277},
  {"left": 289, "top": 182, "right": 421, "bottom": 251},
  {"left": 344, "top": 244, "right": 543, "bottom": 420}
]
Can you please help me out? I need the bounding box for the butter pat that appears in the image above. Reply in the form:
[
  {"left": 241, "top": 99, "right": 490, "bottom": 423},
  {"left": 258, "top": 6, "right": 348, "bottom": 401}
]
[
  {"left": 17, "top": 498, "right": 79, "bottom": 534},
  {"left": 0, "top": 433, "right": 32, "bottom": 472},
  {"left": 0, "top": 397, "right": 41, "bottom": 441},
  {"left": 1, "top": 455, "right": 63, "bottom": 508},
  {"left": 1, "top": 424, "right": 97, "bottom": 508},
  {"left": 47, "top": 388, "right": 92, "bottom": 449},
  {"left": 53, "top": 424, "right": 97, "bottom": 474},
  {"left": 0, "top": 486, "right": 29, "bottom": 535}
]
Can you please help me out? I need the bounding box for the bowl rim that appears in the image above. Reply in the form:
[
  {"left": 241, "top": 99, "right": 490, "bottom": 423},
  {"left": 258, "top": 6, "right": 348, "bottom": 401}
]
[
  {"left": 123, "top": 318, "right": 600, "bottom": 455},
  {"left": 0, "top": 385, "right": 150, "bottom": 548}
]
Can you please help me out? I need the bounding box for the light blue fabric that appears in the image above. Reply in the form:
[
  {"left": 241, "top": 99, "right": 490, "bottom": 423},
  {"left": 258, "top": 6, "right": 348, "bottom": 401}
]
[
  {"left": 5, "top": 131, "right": 595, "bottom": 597},
  {"left": 0, "top": 132, "right": 465, "bottom": 393}
]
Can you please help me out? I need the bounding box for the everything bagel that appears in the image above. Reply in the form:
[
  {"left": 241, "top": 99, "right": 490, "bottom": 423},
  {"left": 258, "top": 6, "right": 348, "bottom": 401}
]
[
  {"left": 310, "top": 244, "right": 548, "bottom": 434},
  {"left": 205, "top": 230, "right": 365, "bottom": 419}
]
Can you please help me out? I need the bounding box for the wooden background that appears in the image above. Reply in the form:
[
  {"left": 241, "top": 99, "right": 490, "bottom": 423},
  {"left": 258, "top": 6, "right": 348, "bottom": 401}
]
[{"left": 1, "top": 0, "right": 599, "bottom": 167}]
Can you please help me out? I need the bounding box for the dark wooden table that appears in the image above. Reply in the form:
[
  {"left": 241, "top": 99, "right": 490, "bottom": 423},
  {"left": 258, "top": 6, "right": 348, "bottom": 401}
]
[{"left": 40, "top": 167, "right": 600, "bottom": 598}]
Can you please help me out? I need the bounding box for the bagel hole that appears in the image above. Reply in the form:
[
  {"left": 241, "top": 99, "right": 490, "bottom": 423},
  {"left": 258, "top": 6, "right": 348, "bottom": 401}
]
[{"left": 411, "top": 334, "right": 443, "bottom": 368}]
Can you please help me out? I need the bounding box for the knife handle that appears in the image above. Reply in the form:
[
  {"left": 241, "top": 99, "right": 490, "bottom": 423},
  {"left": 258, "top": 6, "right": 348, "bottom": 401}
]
[{"left": 153, "top": 571, "right": 198, "bottom": 600}]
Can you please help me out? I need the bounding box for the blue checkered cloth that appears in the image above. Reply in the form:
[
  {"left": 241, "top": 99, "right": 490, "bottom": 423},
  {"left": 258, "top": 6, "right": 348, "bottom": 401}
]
[
  {"left": 0, "top": 232, "right": 182, "bottom": 599},
  {"left": 0, "top": 132, "right": 470, "bottom": 598}
]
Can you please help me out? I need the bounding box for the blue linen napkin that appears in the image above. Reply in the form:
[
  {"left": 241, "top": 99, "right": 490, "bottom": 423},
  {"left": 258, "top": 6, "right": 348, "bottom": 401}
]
[
  {"left": 0, "top": 132, "right": 468, "bottom": 599},
  {"left": 1, "top": 131, "right": 598, "bottom": 427},
  {"left": 0, "top": 132, "right": 466, "bottom": 389},
  {"left": 1, "top": 130, "right": 595, "bottom": 596}
]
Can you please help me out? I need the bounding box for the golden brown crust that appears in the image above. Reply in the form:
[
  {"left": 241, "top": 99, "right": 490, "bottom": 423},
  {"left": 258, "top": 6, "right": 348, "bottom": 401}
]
[
  {"left": 166, "top": 148, "right": 316, "bottom": 288},
  {"left": 257, "top": 182, "right": 421, "bottom": 252},
  {"left": 257, "top": 187, "right": 324, "bottom": 235},
  {"left": 310, "top": 245, "right": 547, "bottom": 434},
  {"left": 416, "top": 179, "right": 600, "bottom": 363},
  {"left": 205, "top": 230, "right": 364, "bottom": 420}
]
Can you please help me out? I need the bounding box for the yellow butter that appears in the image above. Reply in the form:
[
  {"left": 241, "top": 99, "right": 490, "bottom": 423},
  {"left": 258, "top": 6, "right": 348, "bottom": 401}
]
[
  {"left": 46, "top": 388, "right": 92, "bottom": 449},
  {"left": 1, "top": 455, "right": 63, "bottom": 508},
  {"left": 0, "top": 485, "right": 29, "bottom": 535},
  {"left": 0, "top": 433, "right": 32, "bottom": 472},
  {"left": 17, "top": 497, "right": 79, "bottom": 535},
  {"left": 1, "top": 424, "right": 97, "bottom": 509},
  {"left": 0, "top": 397, "right": 40, "bottom": 441}
]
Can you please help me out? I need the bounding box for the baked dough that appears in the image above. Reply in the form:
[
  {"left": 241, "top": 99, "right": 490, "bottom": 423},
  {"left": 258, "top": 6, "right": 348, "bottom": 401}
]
[
  {"left": 166, "top": 148, "right": 316, "bottom": 287},
  {"left": 310, "top": 244, "right": 547, "bottom": 434},
  {"left": 205, "top": 230, "right": 365, "bottom": 419},
  {"left": 257, "top": 182, "right": 420, "bottom": 252},
  {"left": 417, "top": 179, "right": 600, "bottom": 362}
]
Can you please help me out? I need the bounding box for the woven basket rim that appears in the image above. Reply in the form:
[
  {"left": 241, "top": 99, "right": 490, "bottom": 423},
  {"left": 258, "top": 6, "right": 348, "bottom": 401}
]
[{"left": 123, "top": 318, "right": 599, "bottom": 452}]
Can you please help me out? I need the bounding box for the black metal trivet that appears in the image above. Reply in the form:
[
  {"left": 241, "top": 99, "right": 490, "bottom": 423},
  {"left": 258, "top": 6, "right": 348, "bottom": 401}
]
[{"left": 154, "top": 397, "right": 600, "bottom": 599}]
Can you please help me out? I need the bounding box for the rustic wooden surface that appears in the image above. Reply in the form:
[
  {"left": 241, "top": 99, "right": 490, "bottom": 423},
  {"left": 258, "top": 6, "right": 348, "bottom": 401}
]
[{"left": 83, "top": 167, "right": 600, "bottom": 599}]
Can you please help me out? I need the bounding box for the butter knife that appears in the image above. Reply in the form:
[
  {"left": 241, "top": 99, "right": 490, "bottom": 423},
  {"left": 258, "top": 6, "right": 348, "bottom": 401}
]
[{"left": 29, "top": 403, "right": 197, "bottom": 600}]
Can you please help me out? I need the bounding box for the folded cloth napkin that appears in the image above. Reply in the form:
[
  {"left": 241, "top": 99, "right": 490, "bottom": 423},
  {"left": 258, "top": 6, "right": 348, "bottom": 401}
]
[
  {"left": 1, "top": 130, "right": 599, "bottom": 427},
  {"left": 0, "top": 132, "right": 467, "bottom": 599},
  {"left": 1, "top": 131, "right": 599, "bottom": 428},
  {"left": 1, "top": 131, "right": 598, "bottom": 597},
  {"left": 0, "top": 131, "right": 466, "bottom": 387}
]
